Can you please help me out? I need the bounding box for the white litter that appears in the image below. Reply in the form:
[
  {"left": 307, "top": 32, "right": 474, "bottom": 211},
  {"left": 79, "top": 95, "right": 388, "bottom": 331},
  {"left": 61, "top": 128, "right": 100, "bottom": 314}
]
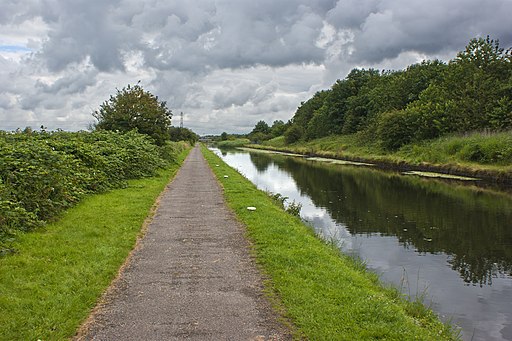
[
  {"left": 223, "top": 175, "right": 229, "bottom": 178},
  {"left": 247, "top": 207, "right": 257, "bottom": 211}
]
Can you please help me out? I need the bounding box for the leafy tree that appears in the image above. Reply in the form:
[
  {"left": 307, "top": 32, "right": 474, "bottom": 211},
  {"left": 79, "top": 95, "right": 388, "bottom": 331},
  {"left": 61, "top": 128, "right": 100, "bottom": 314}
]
[
  {"left": 93, "top": 84, "right": 172, "bottom": 145},
  {"left": 251, "top": 120, "right": 271, "bottom": 134},
  {"left": 292, "top": 91, "right": 330, "bottom": 129},
  {"left": 322, "top": 69, "right": 380, "bottom": 135},
  {"left": 284, "top": 124, "right": 304, "bottom": 144},
  {"left": 220, "top": 132, "right": 228, "bottom": 141},
  {"left": 305, "top": 105, "right": 331, "bottom": 140},
  {"left": 270, "top": 120, "right": 286, "bottom": 137},
  {"left": 365, "top": 61, "right": 447, "bottom": 119},
  {"left": 376, "top": 110, "right": 418, "bottom": 150},
  {"left": 248, "top": 120, "right": 272, "bottom": 143},
  {"left": 169, "top": 127, "right": 199, "bottom": 144},
  {"left": 283, "top": 36, "right": 512, "bottom": 149},
  {"left": 449, "top": 36, "right": 512, "bottom": 131}
]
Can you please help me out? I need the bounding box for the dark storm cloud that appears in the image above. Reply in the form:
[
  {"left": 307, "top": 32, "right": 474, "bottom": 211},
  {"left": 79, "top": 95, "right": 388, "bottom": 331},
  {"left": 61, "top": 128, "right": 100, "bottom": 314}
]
[
  {"left": 20, "top": 69, "right": 98, "bottom": 110},
  {"left": 326, "top": 0, "right": 512, "bottom": 63},
  {"left": 38, "top": 0, "right": 129, "bottom": 72},
  {"left": 19, "top": 0, "right": 512, "bottom": 73},
  {"left": 1, "top": 0, "right": 512, "bottom": 133}
]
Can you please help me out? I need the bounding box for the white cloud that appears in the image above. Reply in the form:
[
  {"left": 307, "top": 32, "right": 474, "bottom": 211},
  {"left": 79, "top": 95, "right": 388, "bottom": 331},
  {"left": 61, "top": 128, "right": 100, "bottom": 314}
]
[{"left": 0, "top": 0, "right": 511, "bottom": 134}]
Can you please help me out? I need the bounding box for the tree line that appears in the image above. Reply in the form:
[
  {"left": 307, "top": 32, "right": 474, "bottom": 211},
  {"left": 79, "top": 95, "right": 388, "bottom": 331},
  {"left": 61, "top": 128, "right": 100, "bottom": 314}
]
[{"left": 248, "top": 36, "right": 512, "bottom": 150}]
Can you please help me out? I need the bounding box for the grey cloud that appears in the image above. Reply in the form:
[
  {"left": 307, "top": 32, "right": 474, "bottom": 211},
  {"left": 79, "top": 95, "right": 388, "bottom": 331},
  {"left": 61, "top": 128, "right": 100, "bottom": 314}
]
[
  {"left": 36, "top": 69, "right": 98, "bottom": 95},
  {"left": 326, "top": 0, "right": 379, "bottom": 29},
  {"left": 32, "top": 0, "right": 334, "bottom": 73},
  {"left": 0, "top": 93, "right": 13, "bottom": 110},
  {"left": 20, "top": 68, "right": 98, "bottom": 111},
  {"left": 40, "top": 0, "right": 128, "bottom": 72},
  {"left": 139, "top": 1, "right": 329, "bottom": 72},
  {"left": 212, "top": 80, "right": 259, "bottom": 109},
  {"left": 332, "top": 0, "right": 512, "bottom": 63},
  {"left": 2, "top": 0, "right": 512, "bottom": 134}
]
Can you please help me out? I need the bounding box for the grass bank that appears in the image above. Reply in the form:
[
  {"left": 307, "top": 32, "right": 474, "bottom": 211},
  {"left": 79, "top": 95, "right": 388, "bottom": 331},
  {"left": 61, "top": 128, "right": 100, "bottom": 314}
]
[
  {"left": 215, "top": 138, "right": 251, "bottom": 148},
  {"left": 0, "top": 148, "right": 190, "bottom": 341},
  {"left": 201, "top": 145, "right": 456, "bottom": 340},
  {"left": 254, "top": 132, "right": 512, "bottom": 183}
]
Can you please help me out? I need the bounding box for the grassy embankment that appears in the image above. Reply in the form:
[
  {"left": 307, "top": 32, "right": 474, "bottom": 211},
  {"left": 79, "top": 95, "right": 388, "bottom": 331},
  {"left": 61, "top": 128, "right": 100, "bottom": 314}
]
[
  {"left": 250, "top": 131, "right": 512, "bottom": 182},
  {"left": 0, "top": 149, "right": 190, "bottom": 341},
  {"left": 201, "top": 145, "right": 457, "bottom": 340},
  {"left": 215, "top": 138, "right": 251, "bottom": 148}
]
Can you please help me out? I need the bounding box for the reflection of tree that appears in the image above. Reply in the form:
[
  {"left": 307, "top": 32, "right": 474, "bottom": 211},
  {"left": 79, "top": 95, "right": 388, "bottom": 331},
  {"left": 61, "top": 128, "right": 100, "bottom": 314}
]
[
  {"left": 255, "top": 153, "right": 512, "bottom": 286},
  {"left": 249, "top": 153, "right": 273, "bottom": 173}
]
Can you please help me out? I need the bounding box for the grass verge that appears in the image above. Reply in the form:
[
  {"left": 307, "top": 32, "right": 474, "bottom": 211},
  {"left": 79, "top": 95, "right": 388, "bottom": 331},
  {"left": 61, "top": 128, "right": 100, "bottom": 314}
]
[
  {"left": 0, "top": 148, "right": 190, "bottom": 341},
  {"left": 251, "top": 132, "right": 512, "bottom": 183},
  {"left": 201, "top": 145, "right": 457, "bottom": 340},
  {"left": 215, "top": 138, "right": 251, "bottom": 148}
]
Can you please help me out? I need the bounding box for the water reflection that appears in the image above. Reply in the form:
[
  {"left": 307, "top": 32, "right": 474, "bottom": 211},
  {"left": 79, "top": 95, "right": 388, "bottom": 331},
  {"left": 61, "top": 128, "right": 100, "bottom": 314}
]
[
  {"left": 213, "top": 147, "right": 512, "bottom": 341},
  {"left": 248, "top": 151, "right": 512, "bottom": 286}
]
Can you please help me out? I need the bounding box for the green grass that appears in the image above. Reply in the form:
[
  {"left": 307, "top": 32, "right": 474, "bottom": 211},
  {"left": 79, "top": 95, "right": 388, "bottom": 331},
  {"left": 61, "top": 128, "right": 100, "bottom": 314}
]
[
  {"left": 262, "top": 136, "right": 287, "bottom": 148},
  {"left": 215, "top": 138, "right": 251, "bottom": 148},
  {"left": 0, "top": 149, "right": 190, "bottom": 341},
  {"left": 397, "top": 131, "right": 512, "bottom": 166},
  {"left": 251, "top": 132, "right": 512, "bottom": 179},
  {"left": 201, "top": 145, "right": 457, "bottom": 340},
  {"left": 253, "top": 134, "right": 382, "bottom": 159}
]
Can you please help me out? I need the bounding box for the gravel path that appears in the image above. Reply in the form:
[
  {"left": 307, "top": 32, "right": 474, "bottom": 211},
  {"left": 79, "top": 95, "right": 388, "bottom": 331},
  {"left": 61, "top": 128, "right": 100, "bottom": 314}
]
[{"left": 78, "top": 146, "right": 290, "bottom": 340}]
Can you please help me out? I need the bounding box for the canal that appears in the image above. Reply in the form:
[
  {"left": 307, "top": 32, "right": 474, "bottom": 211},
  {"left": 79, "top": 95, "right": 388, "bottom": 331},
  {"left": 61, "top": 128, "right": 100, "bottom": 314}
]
[{"left": 211, "top": 147, "right": 512, "bottom": 341}]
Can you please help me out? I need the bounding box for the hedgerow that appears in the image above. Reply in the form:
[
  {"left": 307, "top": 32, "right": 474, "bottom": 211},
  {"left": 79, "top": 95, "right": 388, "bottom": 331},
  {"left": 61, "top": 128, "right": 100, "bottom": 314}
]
[{"left": 0, "top": 130, "right": 187, "bottom": 249}]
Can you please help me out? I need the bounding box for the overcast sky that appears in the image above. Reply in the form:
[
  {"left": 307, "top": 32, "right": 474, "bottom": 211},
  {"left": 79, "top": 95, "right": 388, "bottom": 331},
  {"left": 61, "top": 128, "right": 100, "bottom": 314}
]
[{"left": 1, "top": 0, "right": 511, "bottom": 135}]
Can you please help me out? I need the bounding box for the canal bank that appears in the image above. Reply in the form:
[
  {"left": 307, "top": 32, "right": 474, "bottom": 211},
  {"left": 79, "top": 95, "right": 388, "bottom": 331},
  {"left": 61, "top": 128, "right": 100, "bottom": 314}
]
[
  {"left": 210, "top": 146, "right": 512, "bottom": 341},
  {"left": 201, "top": 145, "right": 456, "bottom": 340},
  {"left": 243, "top": 144, "right": 512, "bottom": 186}
]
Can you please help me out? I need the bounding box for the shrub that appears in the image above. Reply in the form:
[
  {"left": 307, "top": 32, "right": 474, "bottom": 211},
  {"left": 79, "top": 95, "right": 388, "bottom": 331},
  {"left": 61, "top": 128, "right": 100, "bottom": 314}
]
[
  {"left": 284, "top": 125, "right": 304, "bottom": 144},
  {"left": 376, "top": 110, "right": 417, "bottom": 150},
  {"left": 0, "top": 130, "right": 185, "bottom": 247}
]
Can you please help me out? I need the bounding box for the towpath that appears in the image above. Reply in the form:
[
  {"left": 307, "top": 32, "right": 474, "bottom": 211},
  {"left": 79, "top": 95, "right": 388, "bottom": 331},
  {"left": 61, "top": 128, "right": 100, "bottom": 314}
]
[{"left": 78, "top": 145, "right": 290, "bottom": 340}]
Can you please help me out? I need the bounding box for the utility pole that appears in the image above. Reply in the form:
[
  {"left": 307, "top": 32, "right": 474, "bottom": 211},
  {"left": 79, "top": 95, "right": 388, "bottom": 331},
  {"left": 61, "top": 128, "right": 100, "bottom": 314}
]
[{"left": 180, "top": 112, "right": 183, "bottom": 128}]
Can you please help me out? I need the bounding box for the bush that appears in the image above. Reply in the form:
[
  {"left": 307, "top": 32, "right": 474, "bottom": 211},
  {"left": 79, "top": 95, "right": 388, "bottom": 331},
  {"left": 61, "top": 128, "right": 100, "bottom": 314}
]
[
  {"left": 284, "top": 125, "right": 304, "bottom": 144},
  {"left": 0, "top": 130, "right": 185, "bottom": 247},
  {"left": 376, "top": 110, "right": 417, "bottom": 150}
]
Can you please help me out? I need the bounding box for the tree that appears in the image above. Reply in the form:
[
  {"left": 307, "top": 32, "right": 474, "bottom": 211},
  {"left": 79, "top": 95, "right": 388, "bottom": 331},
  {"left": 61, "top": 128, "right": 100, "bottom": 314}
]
[
  {"left": 220, "top": 132, "right": 228, "bottom": 141},
  {"left": 251, "top": 120, "right": 271, "bottom": 135},
  {"left": 284, "top": 124, "right": 304, "bottom": 144},
  {"left": 93, "top": 84, "right": 172, "bottom": 145},
  {"left": 270, "top": 120, "right": 286, "bottom": 137},
  {"left": 169, "top": 127, "right": 199, "bottom": 144},
  {"left": 248, "top": 120, "right": 272, "bottom": 143}
]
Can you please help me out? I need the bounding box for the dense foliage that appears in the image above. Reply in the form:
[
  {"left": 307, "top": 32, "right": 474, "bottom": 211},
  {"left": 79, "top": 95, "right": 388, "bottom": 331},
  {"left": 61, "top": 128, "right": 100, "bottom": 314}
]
[
  {"left": 169, "top": 126, "right": 199, "bottom": 144},
  {"left": 248, "top": 120, "right": 288, "bottom": 143},
  {"left": 0, "top": 130, "right": 187, "bottom": 248},
  {"left": 252, "top": 37, "right": 512, "bottom": 151},
  {"left": 93, "top": 84, "right": 173, "bottom": 146}
]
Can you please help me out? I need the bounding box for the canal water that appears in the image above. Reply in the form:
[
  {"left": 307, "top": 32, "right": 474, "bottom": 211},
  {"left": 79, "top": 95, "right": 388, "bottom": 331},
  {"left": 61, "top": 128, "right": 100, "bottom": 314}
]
[{"left": 211, "top": 147, "right": 512, "bottom": 341}]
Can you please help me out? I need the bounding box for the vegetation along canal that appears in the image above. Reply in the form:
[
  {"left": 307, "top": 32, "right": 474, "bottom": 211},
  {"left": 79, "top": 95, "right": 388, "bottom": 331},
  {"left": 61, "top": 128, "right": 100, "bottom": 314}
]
[{"left": 211, "top": 147, "right": 512, "bottom": 341}]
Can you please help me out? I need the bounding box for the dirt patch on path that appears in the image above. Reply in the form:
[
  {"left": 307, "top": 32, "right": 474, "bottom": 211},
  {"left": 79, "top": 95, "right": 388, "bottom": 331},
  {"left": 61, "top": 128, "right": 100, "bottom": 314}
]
[{"left": 76, "top": 145, "right": 291, "bottom": 340}]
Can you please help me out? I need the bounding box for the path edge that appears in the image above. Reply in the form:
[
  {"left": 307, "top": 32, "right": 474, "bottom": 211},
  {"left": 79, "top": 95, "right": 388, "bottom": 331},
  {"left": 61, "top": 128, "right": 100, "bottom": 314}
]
[
  {"left": 199, "top": 145, "right": 298, "bottom": 339},
  {"left": 72, "top": 153, "right": 191, "bottom": 340}
]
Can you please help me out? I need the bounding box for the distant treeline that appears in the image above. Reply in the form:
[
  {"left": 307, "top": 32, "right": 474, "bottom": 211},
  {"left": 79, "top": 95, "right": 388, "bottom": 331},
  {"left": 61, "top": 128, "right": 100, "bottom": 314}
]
[{"left": 249, "top": 36, "right": 512, "bottom": 150}]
